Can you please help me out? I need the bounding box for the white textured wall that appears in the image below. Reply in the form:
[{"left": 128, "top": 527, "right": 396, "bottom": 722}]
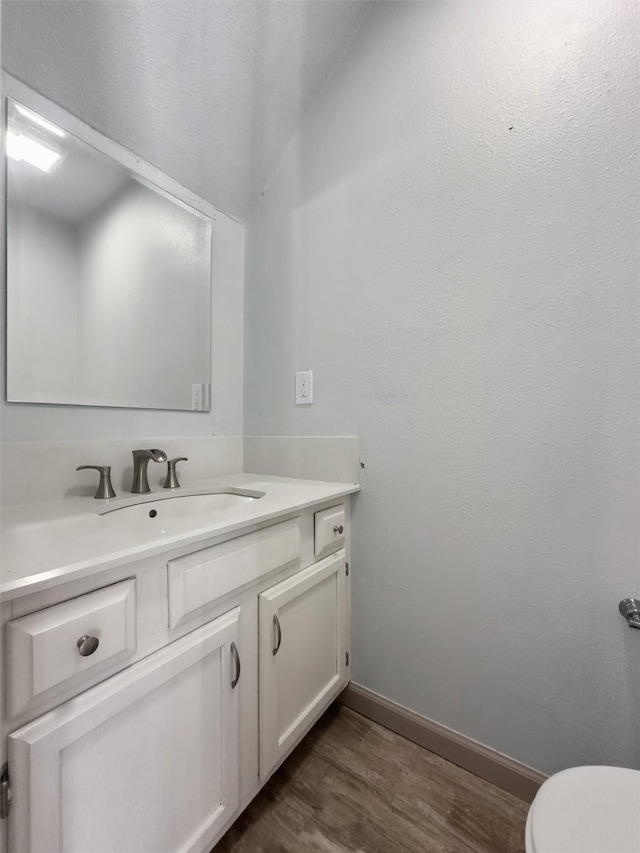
[{"left": 244, "top": 0, "right": 640, "bottom": 774}]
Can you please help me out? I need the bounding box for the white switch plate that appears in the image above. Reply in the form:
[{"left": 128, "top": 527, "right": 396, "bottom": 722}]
[{"left": 295, "top": 370, "right": 313, "bottom": 405}]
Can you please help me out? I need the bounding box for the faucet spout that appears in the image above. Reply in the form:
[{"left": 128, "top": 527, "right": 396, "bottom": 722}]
[{"left": 131, "top": 448, "right": 168, "bottom": 494}]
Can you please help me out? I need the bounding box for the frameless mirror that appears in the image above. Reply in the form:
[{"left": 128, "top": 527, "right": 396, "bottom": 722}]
[{"left": 6, "top": 96, "right": 212, "bottom": 411}]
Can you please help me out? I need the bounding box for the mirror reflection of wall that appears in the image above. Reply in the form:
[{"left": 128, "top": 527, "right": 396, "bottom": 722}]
[{"left": 7, "top": 96, "right": 213, "bottom": 412}]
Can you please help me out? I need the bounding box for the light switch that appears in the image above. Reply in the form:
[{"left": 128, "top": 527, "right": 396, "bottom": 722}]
[{"left": 295, "top": 371, "right": 313, "bottom": 405}]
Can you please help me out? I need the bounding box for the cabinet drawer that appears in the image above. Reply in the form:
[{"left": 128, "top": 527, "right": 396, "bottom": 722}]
[
  {"left": 314, "top": 504, "right": 346, "bottom": 557},
  {"left": 6, "top": 579, "right": 136, "bottom": 717},
  {"left": 168, "top": 517, "right": 301, "bottom": 629}
]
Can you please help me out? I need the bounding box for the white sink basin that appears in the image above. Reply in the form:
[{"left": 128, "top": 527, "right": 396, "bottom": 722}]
[
  {"left": 98, "top": 489, "right": 264, "bottom": 525},
  {"left": 1, "top": 489, "right": 266, "bottom": 576}
]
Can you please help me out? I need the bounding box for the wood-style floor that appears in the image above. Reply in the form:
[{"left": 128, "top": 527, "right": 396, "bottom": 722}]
[{"left": 215, "top": 704, "right": 529, "bottom": 852}]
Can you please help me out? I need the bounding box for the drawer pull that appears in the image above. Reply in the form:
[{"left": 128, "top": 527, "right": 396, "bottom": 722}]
[
  {"left": 230, "top": 642, "right": 241, "bottom": 689},
  {"left": 333, "top": 525, "right": 344, "bottom": 535},
  {"left": 273, "top": 614, "right": 282, "bottom": 656},
  {"left": 77, "top": 635, "right": 100, "bottom": 657}
]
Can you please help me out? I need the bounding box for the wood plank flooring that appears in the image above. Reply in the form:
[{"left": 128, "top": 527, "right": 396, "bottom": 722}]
[{"left": 215, "top": 704, "right": 529, "bottom": 852}]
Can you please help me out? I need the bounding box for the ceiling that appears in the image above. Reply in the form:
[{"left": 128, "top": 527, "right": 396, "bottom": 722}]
[{"left": 1, "top": 0, "right": 372, "bottom": 222}]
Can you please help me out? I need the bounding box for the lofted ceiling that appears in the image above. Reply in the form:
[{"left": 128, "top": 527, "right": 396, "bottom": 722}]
[{"left": 1, "top": 0, "right": 372, "bottom": 222}]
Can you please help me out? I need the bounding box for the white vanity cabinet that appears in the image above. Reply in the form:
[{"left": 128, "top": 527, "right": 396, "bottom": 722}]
[
  {"left": 8, "top": 607, "right": 241, "bottom": 853},
  {"left": 258, "top": 549, "right": 349, "bottom": 778},
  {"left": 1, "top": 498, "right": 353, "bottom": 853}
]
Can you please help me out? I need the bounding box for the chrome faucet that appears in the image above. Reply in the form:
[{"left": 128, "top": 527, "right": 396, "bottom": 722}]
[{"left": 131, "top": 449, "right": 167, "bottom": 494}]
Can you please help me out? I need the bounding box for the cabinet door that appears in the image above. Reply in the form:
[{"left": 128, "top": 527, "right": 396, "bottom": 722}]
[
  {"left": 259, "top": 549, "right": 349, "bottom": 779},
  {"left": 9, "top": 607, "right": 241, "bottom": 853}
]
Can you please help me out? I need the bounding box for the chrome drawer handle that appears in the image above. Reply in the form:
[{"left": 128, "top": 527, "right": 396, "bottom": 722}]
[
  {"left": 77, "top": 635, "right": 99, "bottom": 657},
  {"left": 230, "top": 642, "right": 241, "bottom": 688},
  {"left": 273, "top": 614, "right": 282, "bottom": 656},
  {"left": 333, "top": 525, "right": 344, "bottom": 535}
]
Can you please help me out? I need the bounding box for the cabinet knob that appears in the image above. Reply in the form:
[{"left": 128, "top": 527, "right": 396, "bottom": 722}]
[
  {"left": 77, "top": 635, "right": 100, "bottom": 656},
  {"left": 333, "top": 525, "right": 344, "bottom": 535}
]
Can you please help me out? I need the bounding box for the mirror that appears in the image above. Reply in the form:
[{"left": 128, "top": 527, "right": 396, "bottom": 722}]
[{"left": 6, "top": 96, "right": 213, "bottom": 411}]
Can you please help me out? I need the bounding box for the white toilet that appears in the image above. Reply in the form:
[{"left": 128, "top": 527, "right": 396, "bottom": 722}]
[{"left": 525, "top": 766, "right": 640, "bottom": 852}]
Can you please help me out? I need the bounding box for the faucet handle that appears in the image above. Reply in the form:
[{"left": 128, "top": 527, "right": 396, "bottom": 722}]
[
  {"left": 77, "top": 465, "right": 116, "bottom": 500},
  {"left": 163, "top": 457, "right": 188, "bottom": 490}
]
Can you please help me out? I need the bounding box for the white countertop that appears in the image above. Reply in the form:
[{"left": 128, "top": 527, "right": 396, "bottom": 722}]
[{"left": 0, "top": 474, "right": 359, "bottom": 600}]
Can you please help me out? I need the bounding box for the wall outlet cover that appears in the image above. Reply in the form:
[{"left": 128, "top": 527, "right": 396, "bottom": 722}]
[{"left": 295, "top": 371, "right": 313, "bottom": 405}]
